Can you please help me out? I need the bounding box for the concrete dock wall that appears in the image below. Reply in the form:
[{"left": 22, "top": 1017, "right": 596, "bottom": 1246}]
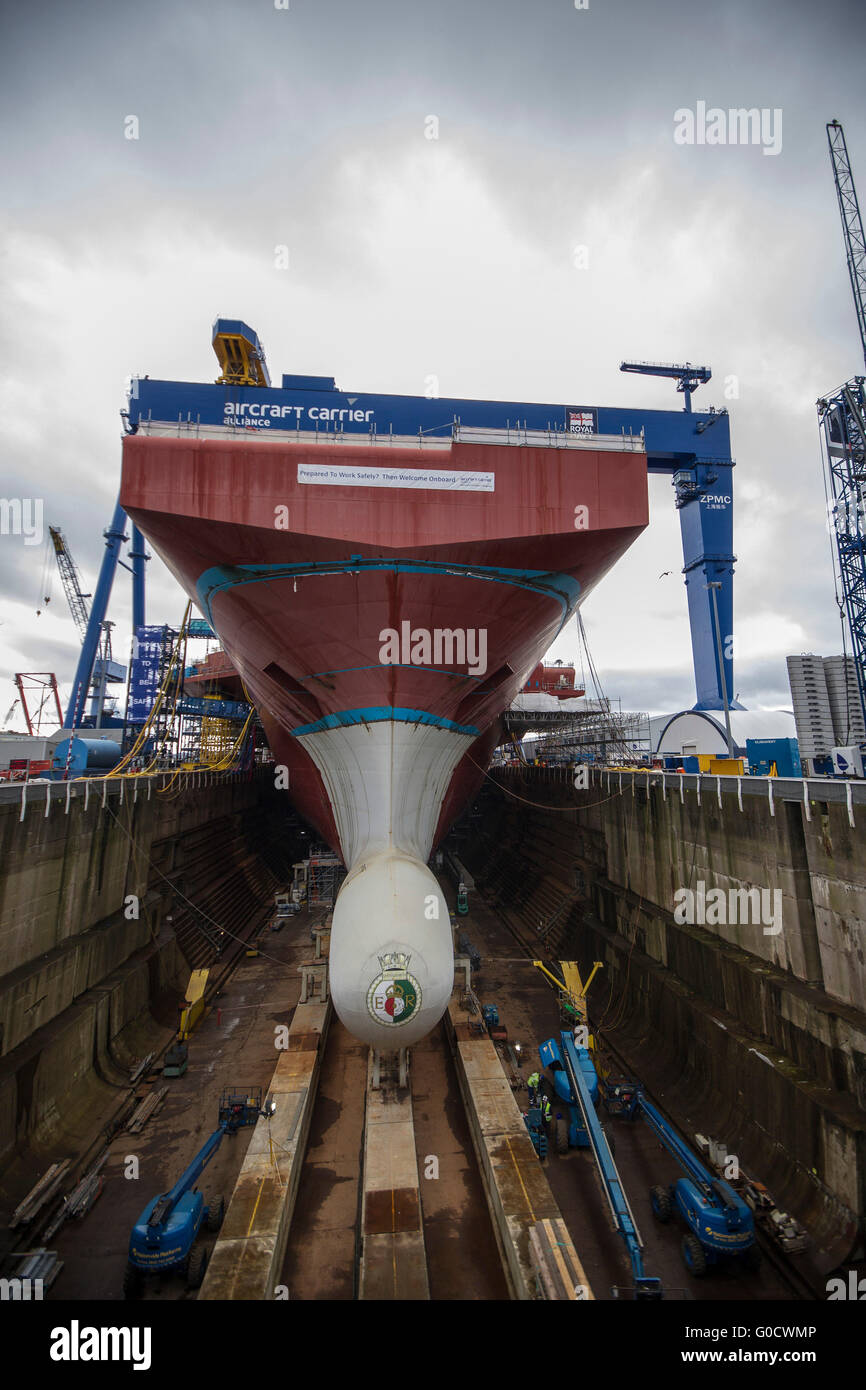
[
  {"left": 466, "top": 769, "right": 866, "bottom": 1269},
  {"left": 0, "top": 933, "right": 184, "bottom": 1160},
  {"left": 0, "top": 773, "right": 271, "bottom": 996},
  {"left": 0, "top": 771, "right": 293, "bottom": 1167},
  {"left": 572, "top": 772, "right": 866, "bottom": 1009}
]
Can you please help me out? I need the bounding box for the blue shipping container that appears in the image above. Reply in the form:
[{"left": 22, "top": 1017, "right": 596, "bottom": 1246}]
[{"left": 745, "top": 738, "right": 801, "bottom": 778}]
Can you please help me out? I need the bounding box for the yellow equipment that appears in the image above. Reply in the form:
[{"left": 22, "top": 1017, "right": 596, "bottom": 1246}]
[
  {"left": 707, "top": 757, "right": 745, "bottom": 775},
  {"left": 533, "top": 958, "right": 603, "bottom": 1029},
  {"left": 199, "top": 705, "right": 234, "bottom": 764},
  {"left": 212, "top": 318, "right": 271, "bottom": 388},
  {"left": 179, "top": 968, "right": 209, "bottom": 1039}
]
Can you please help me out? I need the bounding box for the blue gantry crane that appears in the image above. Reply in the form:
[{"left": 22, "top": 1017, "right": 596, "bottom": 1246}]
[
  {"left": 50, "top": 524, "right": 126, "bottom": 726},
  {"left": 619, "top": 359, "right": 739, "bottom": 714},
  {"left": 818, "top": 120, "right": 866, "bottom": 731},
  {"left": 124, "top": 319, "right": 742, "bottom": 713},
  {"left": 63, "top": 506, "right": 149, "bottom": 729}
]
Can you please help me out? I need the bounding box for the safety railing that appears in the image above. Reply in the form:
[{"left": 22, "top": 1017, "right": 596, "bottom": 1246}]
[{"left": 493, "top": 763, "right": 865, "bottom": 827}]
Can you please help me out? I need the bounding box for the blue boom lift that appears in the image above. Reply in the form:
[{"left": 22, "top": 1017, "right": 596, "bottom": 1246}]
[
  {"left": 123, "top": 1087, "right": 262, "bottom": 1298},
  {"left": 605, "top": 1080, "right": 758, "bottom": 1277},
  {"left": 540, "top": 1031, "right": 663, "bottom": 1299}
]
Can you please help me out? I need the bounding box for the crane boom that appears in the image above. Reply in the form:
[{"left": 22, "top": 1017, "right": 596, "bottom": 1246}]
[
  {"left": 619, "top": 360, "right": 712, "bottom": 412},
  {"left": 148, "top": 1125, "right": 226, "bottom": 1228},
  {"left": 632, "top": 1093, "right": 718, "bottom": 1191},
  {"left": 828, "top": 121, "right": 866, "bottom": 370},
  {"left": 49, "top": 526, "right": 91, "bottom": 642},
  {"left": 819, "top": 121, "right": 866, "bottom": 732}
]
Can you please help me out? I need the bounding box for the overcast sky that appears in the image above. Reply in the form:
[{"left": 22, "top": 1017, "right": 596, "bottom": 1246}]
[{"left": 1, "top": 0, "right": 865, "bottom": 728}]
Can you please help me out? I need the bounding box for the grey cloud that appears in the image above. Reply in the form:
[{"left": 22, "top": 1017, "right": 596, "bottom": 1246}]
[{"left": 1, "top": 0, "right": 865, "bottom": 720}]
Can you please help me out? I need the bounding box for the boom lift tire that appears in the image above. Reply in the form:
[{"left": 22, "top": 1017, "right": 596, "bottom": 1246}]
[
  {"left": 681, "top": 1233, "right": 707, "bottom": 1276},
  {"left": 650, "top": 1185, "right": 672, "bottom": 1222},
  {"left": 186, "top": 1245, "right": 208, "bottom": 1290},
  {"left": 555, "top": 1118, "right": 569, "bottom": 1154},
  {"left": 207, "top": 1196, "right": 226, "bottom": 1233}
]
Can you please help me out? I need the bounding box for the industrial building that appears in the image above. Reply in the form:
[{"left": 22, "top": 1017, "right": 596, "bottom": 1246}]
[
  {"left": 787, "top": 653, "right": 866, "bottom": 774},
  {"left": 652, "top": 709, "right": 798, "bottom": 762}
]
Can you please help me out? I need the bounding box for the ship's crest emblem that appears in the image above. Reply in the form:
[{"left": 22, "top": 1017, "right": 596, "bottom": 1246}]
[{"left": 367, "top": 953, "right": 421, "bottom": 1026}]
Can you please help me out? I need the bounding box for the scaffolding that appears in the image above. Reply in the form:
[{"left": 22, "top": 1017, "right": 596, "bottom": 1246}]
[
  {"left": 176, "top": 692, "right": 240, "bottom": 765},
  {"left": 175, "top": 643, "right": 254, "bottom": 768},
  {"left": 516, "top": 702, "right": 652, "bottom": 767},
  {"left": 198, "top": 711, "right": 235, "bottom": 764},
  {"left": 307, "top": 844, "right": 346, "bottom": 906}
]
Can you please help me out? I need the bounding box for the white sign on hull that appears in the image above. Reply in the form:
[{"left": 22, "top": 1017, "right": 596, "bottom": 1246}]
[{"left": 297, "top": 464, "right": 495, "bottom": 491}]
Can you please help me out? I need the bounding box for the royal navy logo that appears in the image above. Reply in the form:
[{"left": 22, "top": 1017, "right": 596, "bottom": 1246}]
[
  {"left": 567, "top": 408, "right": 596, "bottom": 436},
  {"left": 366, "top": 952, "right": 421, "bottom": 1026}
]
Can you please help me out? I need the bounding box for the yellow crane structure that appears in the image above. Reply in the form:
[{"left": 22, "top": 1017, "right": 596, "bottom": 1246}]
[
  {"left": 211, "top": 318, "right": 271, "bottom": 388},
  {"left": 532, "top": 958, "right": 603, "bottom": 1030}
]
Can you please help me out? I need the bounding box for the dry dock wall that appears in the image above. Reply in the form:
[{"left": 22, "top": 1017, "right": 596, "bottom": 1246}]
[
  {"left": 0, "top": 771, "right": 295, "bottom": 1169},
  {"left": 465, "top": 770, "right": 866, "bottom": 1272}
]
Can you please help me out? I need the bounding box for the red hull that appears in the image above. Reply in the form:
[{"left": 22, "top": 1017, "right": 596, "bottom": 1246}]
[{"left": 121, "top": 433, "right": 647, "bottom": 855}]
